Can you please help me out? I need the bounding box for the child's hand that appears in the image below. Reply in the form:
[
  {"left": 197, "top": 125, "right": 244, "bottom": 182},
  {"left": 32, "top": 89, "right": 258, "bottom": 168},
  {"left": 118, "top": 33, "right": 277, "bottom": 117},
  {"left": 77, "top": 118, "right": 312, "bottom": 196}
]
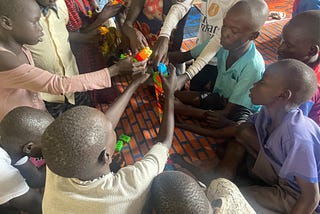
[
  {"left": 117, "top": 57, "right": 148, "bottom": 76},
  {"left": 99, "top": 3, "right": 124, "bottom": 20},
  {"left": 128, "top": 29, "right": 149, "bottom": 54},
  {"left": 161, "top": 64, "right": 177, "bottom": 96},
  {"left": 150, "top": 36, "right": 169, "bottom": 69},
  {"left": 132, "top": 73, "right": 150, "bottom": 85},
  {"left": 205, "top": 110, "right": 230, "bottom": 128}
]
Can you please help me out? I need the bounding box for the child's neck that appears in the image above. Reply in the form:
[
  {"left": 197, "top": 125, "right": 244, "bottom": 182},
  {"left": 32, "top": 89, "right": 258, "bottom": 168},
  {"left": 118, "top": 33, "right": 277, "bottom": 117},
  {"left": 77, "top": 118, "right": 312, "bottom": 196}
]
[
  {"left": 78, "top": 166, "right": 111, "bottom": 181},
  {"left": 266, "top": 104, "right": 293, "bottom": 133},
  {"left": 0, "top": 37, "right": 24, "bottom": 55},
  {"left": 226, "top": 41, "right": 251, "bottom": 69}
]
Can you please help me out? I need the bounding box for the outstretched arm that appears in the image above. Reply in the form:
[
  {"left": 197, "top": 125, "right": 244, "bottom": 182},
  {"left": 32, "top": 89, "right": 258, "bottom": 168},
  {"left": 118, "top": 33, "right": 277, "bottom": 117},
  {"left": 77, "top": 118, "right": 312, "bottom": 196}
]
[
  {"left": 104, "top": 72, "right": 149, "bottom": 129},
  {"left": 122, "top": 0, "right": 148, "bottom": 53},
  {"left": 176, "top": 123, "right": 239, "bottom": 138},
  {"left": 151, "top": 0, "right": 193, "bottom": 67},
  {"left": 0, "top": 52, "right": 146, "bottom": 96},
  {"left": 156, "top": 65, "right": 177, "bottom": 148}
]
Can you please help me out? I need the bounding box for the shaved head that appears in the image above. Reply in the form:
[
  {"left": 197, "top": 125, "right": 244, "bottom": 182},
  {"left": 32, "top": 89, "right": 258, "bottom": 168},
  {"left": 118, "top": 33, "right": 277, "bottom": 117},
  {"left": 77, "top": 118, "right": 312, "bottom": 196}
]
[
  {"left": 0, "top": 0, "right": 29, "bottom": 19},
  {"left": 151, "top": 171, "right": 211, "bottom": 214},
  {"left": 272, "top": 59, "right": 317, "bottom": 106},
  {"left": 286, "top": 10, "right": 320, "bottom": 46},
  {"left": 230, "top": 0, "right": 269, "bottom": 31},
  {"left": 0, "top": 106, "right": 53, "bottom": 147},
  {"left": 42, "top": 106, "right": 114, "bottom": 179}
]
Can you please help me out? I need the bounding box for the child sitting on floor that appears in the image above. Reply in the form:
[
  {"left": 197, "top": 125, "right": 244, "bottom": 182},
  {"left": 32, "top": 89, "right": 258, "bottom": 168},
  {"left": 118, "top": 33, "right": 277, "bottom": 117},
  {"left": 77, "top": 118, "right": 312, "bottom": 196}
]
[
  {"left": 0, "top": 107, "right": 54, "bottom": 214},
  {"left": 41, "top": 66, "right": 176, "bottom": 213},
  {"left": 224, "top": 59, "right": 320, "bottom": 213},
  {"left": 173, "top": 59, "right": 320, "bottom": 213},
  {"left": 172, "top": 0, "right": 268, "bottom": 129},
  {"left": 278, "top": 10, "right": 320, "bottom": 126},
  {"left": 0, "top": 0, "right": 147, "bottom": 121},
  {"left": 150, "top": 171, "right": 255, "bottom": 214}
]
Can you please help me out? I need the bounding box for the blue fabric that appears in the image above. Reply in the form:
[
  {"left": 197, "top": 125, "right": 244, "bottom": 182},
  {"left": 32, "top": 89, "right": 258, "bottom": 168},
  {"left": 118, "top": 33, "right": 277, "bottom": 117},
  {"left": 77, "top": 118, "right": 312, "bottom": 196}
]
[
  {"left": 213, "top": 42, "right": 265, "bottom": 112},
  {"left": 299, "top": 100, "right": 314, "bottom": 116},
  {"left": 252, "top": 107, "right": 320, "bottom": 195},
  {"left": 98, "top": 0, "right": 108, "bottom": 8},
  {"left": 293, "top": 0, "right": 320, "bottom": 16},
  {"left": 190, "top": 38, "right": 211, "bottom": 59}
]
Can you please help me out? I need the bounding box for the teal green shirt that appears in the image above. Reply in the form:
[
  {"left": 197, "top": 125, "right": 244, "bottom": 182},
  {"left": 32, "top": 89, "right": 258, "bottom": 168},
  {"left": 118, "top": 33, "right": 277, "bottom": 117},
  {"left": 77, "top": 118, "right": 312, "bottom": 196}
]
[{"left": 213, "top": 42, "right": 264, "bottom": 112}]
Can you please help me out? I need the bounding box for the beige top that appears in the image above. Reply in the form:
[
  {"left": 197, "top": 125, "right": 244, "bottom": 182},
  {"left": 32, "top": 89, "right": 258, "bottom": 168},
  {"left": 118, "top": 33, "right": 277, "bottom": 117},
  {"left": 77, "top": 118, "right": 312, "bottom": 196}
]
[
  {"left": 42, "top": 144, "right": 169, "bottom": 214},
  {"left": 26, "top": 0, "right": 79, "bottom": 104},
  {"left": 207, "top": 178, "right": 256, "bottom": 213}
]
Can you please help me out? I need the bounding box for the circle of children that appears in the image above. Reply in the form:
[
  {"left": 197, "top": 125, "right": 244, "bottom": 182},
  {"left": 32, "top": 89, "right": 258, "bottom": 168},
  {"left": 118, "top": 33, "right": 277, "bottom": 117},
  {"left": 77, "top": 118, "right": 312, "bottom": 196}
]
[{"left": 0, "top": 0, "right": 319, "bottom": 213}]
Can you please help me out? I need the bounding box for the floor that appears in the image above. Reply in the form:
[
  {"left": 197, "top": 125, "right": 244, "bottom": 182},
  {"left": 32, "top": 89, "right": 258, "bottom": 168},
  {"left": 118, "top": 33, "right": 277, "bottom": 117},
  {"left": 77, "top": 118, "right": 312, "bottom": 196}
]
[{"left": 97, "top": 0, "right": 294, "bottom": 167}]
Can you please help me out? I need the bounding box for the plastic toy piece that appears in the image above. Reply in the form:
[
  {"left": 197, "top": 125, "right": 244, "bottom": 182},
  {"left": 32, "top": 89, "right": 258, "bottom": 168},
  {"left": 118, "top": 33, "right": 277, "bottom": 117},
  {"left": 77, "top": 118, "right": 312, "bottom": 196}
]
[
  {"left": 133, "top": 47, "right": 152, "bottom": 62},
  {"left": 153, "top": 63, "right": 168, "bottom": 121},
  {"left": 120, "top": 47, "right": 152, "bottom": 62},
  {"left": 111, "top": 0, "right": 126, "bottom": 6},
  {"left": 119, "top": 134, "right": 131, "bottom": 143},
  {"left": 115, "top": 140, "right": 124, "bottom": 152},
  {"left": 99, "top": 26, "right": 109, "bottom": 35}
]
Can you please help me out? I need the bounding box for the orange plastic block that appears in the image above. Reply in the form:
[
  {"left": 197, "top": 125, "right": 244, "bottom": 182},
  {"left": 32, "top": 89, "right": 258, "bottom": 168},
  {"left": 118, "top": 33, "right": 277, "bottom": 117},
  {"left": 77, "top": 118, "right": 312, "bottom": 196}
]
[{"left": 134, "top": 47, "right": 152, "bottom": 62}]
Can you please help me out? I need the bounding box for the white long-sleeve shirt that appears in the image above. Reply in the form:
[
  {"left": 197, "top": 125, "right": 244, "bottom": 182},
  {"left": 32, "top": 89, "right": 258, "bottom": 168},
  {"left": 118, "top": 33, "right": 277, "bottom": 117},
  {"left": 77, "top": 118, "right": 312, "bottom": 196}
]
[{"left": 160, "top": 0, "right": 239, "bottom": 79}]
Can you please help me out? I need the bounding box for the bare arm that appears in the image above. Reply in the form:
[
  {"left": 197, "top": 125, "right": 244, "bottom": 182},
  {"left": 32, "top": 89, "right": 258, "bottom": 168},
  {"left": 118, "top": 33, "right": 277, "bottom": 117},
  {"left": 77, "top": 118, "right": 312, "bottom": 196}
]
[
  {"left": 176, "top": 123, "right": 239, "bottom": 138},
  {"left": 82, "top": 3, "right": 123, "bottom": 33},
  {"left": 104, "top": 72, "right": 149, "bottom": 129},
  {"left": 122, "top": 0, "right": 147, "bottom": 52},
  {"left": 168, "top": 50, "right": 193, "bottom": 64},
  {"left": 8, "top": 189, "right": 42, "bottom": 214},
  {"left": 156, "top": 65, "right": 177, "bottom": 148},
  {"left": 205, "top": 102, "right": 244, "bottom": 128},
  {"left": 290, "top": 178, "right": 319, "bottom": 214}
]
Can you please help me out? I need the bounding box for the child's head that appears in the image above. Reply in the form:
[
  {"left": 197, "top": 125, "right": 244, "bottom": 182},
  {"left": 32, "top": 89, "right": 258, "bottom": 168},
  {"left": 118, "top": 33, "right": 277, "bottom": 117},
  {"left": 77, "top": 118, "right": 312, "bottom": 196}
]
[
  {"left": 278, "top": 10, "right": 320, "bottom": 65},
  {"left": 0, "top": 0, "right": 43, "bottom": 45},
  {"left": 0, "top": 106, "right": 53, "bottom": 161},
  {"left": 150, "top": 171, "right": 212, "bottom": 214},
  {"left": 250, "top": 59, "right": 317, "bottom": 108},
  {"left": 42, "top": 106, "right": 116, "bottom": 180},
  {"left": 221, "top": 0, "right": 268, "bottom": 50}
]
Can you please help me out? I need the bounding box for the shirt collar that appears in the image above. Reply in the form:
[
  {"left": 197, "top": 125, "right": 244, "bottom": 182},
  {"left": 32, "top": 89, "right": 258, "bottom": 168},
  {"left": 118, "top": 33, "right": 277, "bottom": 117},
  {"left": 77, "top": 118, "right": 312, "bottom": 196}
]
[{"left": 39, "top": 4, "right": 59, "bottom": 18}]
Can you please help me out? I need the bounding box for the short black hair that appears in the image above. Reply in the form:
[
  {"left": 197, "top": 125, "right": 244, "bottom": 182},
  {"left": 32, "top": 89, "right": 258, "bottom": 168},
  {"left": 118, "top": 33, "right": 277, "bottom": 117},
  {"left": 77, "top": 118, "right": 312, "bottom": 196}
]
[
  {"left": 0, "top": 0, "right": 25, "bottom": 19},
  {"left": 151, "top": 171, "right": 210, "bottom": 214},
  {"left": 42, "top": 106, "right": 109, "bottom": 178},
  {"left": 0, "top": 106, "right": 54, "bottom": 147},
  {"left": 287, "top": 10, "right": 320, "bottom": 46},
  {"left": 273, "top": 59, "right": 318, "bottom": 106}
]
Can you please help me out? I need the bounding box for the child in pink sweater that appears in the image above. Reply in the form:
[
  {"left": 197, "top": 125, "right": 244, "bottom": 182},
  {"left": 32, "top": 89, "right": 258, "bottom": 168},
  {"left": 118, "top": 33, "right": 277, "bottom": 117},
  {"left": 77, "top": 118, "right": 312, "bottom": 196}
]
[{"left": 0, "top": 0, "right": 147, "bottom": 120}]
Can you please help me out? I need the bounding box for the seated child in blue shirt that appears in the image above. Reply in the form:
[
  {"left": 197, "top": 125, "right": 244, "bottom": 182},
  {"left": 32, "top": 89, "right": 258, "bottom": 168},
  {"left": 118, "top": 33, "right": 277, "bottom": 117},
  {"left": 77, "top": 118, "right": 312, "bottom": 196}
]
[
  {"left": 222, "top": 59, "right": 320, "bottom": 213},
  {"left": 0, "top": 107, "right": 54, "bottom": 214},
  {"left": 172, "top": 0, "right": 268, "bottom": 129}
]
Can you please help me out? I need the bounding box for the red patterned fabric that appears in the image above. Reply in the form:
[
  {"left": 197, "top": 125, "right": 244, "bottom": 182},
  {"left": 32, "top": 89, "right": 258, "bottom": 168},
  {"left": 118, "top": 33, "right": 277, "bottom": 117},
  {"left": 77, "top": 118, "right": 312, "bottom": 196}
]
[
  {"left": 65, "top": 0, "right": 118, "bottom": 104},
  {"left": 65, "top": 0, "right": 91, "bottom": 32}
]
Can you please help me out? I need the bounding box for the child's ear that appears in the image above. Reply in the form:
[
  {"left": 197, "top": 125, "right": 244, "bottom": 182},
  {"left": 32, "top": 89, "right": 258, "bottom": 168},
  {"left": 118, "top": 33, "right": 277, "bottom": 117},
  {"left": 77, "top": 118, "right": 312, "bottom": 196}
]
[
  {"left": 22, "top": 141, "right": 42, "bottom": 157},
  {"left": 309, "top": 44, "right": 320, "bottom": 57},
  {"left": 279, "top": 89, "right": 292, "bottom": 101},
  {"left": 249, "top": 31, "right": 260, "bottom": 40},
  {"left": 0, "top": 15, "right": 13, "bottom": 30},
  {"left": 99, "top": 149, "right": 112, "bottom": 164}
]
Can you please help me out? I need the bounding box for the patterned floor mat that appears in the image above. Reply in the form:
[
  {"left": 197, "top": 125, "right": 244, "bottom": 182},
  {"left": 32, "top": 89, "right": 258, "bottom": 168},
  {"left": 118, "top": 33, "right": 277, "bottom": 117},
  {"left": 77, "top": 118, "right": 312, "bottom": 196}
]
[{"left": 97, "top": 0, "right": 294, "bottom": 167}]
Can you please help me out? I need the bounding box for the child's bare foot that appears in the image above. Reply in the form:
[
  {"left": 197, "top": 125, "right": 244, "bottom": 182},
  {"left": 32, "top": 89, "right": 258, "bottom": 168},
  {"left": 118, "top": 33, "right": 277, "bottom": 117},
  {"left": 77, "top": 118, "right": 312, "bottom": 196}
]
[{"left": 170, "top": 154, "right": 220, "bottom": 186}]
